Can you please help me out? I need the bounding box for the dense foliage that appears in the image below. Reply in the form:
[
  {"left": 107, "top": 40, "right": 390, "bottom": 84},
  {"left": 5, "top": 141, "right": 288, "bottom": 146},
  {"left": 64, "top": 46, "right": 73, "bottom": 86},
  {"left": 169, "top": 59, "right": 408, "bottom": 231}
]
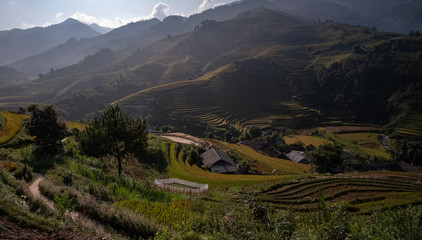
[
  {"left": 310, "top": 143, "right": 343, "bottom": 173},
  {"left": 24, "top": 104, "right": 68, "bottom": 155},
  {"left": 78, "top": 105, "right": 148, "bottom": 176},
  {"left": 315, "top": 38, "right": 422, "bottom": 123}
]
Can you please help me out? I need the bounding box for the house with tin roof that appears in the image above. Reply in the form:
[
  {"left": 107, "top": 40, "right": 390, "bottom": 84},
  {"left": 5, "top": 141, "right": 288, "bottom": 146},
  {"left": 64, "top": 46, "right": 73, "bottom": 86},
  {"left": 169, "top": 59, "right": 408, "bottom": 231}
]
[
  {"left": 286, "top": 150, "right": 309, "bottom": 164},
  {"left": 200, "top": 148, "right": 238, "bottom": 174}
]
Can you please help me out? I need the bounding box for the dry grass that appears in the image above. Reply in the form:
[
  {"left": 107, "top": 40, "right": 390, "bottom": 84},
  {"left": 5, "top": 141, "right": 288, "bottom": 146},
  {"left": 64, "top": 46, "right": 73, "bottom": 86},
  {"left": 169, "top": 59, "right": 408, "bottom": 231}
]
[
  {"left": 66, "top": 122, "right": 87, "bottom": 131},
  {"left": 0, "top": 111, "right": 26, "bottom": 144},
  {"left": 284, "top": 135, "right": 332, "bottom": 147}
]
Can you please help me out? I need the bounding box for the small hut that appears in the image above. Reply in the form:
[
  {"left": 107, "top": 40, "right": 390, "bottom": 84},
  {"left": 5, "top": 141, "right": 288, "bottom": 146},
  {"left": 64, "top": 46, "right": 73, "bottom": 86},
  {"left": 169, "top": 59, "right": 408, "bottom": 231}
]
[{"left": 200, "top": 148, "right": 237, "bottom": 174}]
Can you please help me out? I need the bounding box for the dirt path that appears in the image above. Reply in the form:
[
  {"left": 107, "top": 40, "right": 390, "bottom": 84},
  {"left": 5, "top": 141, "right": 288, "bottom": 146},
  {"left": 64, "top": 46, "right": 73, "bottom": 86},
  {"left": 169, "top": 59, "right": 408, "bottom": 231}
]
[
  {"left": 29, "top": 173, "right": 56, "bottom": 210},
  {"left": 29, "top": 174, "right": 111, "bottom": 238},
  {"left": 161, "top": 132, "right": 212, "bottom": 148}
]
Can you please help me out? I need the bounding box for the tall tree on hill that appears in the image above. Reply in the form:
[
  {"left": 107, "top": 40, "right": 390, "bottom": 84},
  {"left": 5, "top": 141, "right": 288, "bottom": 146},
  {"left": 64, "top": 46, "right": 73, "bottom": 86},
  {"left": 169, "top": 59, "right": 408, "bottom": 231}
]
[
  {"left": 77, "top": 105, "right": 148, "bottom": 176},
  {"left": 309, "top": 143, "right": 343, "bottom": 173},
  {"left": 25, "top": 104, "right": 69, "bottom": 155}
]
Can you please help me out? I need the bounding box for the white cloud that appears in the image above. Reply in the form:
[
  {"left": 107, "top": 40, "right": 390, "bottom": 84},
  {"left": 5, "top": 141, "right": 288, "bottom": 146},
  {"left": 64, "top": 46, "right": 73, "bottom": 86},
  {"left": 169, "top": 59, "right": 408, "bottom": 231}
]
[
  {"left": 21, "top": 22, "right": 52, "bottom": 29},
  {"left": 199, "top": 0, "right": 215, "bottom": 12},
  {"left": 70, "top": 12, "right": 122, "bottom": 28},
  {"left": 21, "top": 22, "right": 35, "bottom": 29},
  {"left": 147, "top": 2, "right": 169, "bottom": 20},
  {"left": 56, "top": 12, "right": 64, "bottom": 19}
]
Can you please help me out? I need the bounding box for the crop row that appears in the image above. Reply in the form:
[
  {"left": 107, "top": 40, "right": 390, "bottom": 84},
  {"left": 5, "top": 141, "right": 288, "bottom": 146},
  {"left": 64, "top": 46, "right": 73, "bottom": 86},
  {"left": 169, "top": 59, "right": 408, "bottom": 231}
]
[
  {"left": 263, "top": 182, "right": 422, "bottom": 201},
  {"left": 163, "top": 142, "right": 297, "bottom": 188},
  {"left": 259, "top": 176, "right": 422, "bottom": 212},
  {"left": 119, "top": 72, "right": 318, "bottom": 129},
  {"left": 265, "top": 177, "right": 422, "bottom": 196}
]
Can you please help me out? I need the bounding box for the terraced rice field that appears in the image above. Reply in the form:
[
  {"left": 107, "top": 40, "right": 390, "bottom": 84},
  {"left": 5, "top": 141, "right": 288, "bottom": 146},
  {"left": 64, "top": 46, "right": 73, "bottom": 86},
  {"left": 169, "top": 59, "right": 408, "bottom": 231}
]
[
  {"left": 163, "top": 142, "right": 305, "bottom": 188},
  {"left": 259, "top": 174, "right": 422, "bottom": 213},
  {"left": 0, "top": 111, "right": 26, "bottom": 145},
  {"left": 208, "top": 139, "right": 310, "bottom": 174},
  {"left": 283, "top": 135, "right": 332, "bottom": 147},
  {"left": 116, "top": 59, "right": 319, "bottom": 130},
  {"left": 396, "top": 112, "right": 422, "bottom": 138}
]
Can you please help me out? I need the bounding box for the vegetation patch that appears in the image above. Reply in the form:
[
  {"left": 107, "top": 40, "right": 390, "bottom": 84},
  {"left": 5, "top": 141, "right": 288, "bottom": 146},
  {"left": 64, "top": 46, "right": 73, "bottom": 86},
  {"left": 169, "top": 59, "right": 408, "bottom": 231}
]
[
  {"left": 260, "top": 174, "right": 422, "bottom": 213},
  {"left": 114, "top": 199, "right": 193, "bottom": 229},
  {"left": 0, "top": 111, "right": 25, "bottom": 145}
]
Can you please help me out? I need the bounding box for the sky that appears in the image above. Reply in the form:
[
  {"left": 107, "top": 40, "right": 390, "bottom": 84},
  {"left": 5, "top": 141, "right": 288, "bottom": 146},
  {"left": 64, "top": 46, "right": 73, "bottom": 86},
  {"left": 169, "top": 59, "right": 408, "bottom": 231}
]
[{"left": 0, "top": 0, "right": 237, "bottom": 30}]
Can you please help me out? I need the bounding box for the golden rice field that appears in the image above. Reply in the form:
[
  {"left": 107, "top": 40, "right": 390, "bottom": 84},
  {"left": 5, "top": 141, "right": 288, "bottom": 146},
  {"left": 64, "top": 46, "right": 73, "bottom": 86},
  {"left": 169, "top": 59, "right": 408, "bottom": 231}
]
[
  {"left": 66, "top": 121, "right": 87, "bottom": 131},
  {"left": 338, "top": 133, "right": 390, "bottom": 159},
  {"left": 164, "top": 142, "right": 305, "bottom": 188},
  {"left": 208, "top": 139, "right": 310, "bottom": 174},
  {"left": 283, "top": 135, "right": 332, "bottom": 147},
  {"left": 0, "top": 111, "right": 27, "bottom": 145}
]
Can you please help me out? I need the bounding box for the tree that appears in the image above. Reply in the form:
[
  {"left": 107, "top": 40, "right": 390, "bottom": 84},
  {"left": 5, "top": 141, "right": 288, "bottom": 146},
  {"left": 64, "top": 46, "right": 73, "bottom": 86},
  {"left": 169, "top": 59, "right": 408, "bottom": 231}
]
[
  {"left": 25, "top": 104, "right": 69, "bottom": 155},
  {"left": 78, "top": 105, "right": 148, "bottom": 176},
  {"left": 309, "top": 143, "right": 343, "bottom": 173}
]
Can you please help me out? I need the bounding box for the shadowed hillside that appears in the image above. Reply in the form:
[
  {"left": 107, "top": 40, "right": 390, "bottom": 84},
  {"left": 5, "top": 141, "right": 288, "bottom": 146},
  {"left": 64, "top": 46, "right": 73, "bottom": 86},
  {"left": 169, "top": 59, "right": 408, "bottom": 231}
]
[{"left": 0, "top": 9, "right": 421, "bottom": 134}]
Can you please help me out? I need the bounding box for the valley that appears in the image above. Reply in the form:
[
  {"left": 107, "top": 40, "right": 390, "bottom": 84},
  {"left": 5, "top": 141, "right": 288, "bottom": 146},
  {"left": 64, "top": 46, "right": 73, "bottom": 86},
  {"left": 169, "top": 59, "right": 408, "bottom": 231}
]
[{"left": 0, "top": 0, "right": 422, "bottom": 239}]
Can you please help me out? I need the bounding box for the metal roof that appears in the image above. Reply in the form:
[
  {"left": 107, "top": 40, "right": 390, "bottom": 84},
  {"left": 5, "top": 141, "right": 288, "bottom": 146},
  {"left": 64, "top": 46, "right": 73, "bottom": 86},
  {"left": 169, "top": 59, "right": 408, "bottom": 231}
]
[
  {"left": 200, "top": 148, "right": 235, "bottom": 166},
  {"left": 286, "top": 151, "right": 309, "bottom": 164}
]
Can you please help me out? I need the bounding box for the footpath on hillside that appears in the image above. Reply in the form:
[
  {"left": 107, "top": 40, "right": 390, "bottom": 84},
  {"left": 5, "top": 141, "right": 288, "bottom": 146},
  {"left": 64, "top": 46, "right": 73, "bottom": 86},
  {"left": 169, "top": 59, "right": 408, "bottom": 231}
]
[{"left": 29, "top": 173, "right": 111, "bottom": 238}]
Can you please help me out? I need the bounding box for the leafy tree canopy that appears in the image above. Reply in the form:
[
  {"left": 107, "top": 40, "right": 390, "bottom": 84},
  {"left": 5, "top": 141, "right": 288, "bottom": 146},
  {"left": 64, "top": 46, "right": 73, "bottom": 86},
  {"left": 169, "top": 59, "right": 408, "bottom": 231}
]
[
  {"left": 25, "top": 104, "right": 69, "bottom": 155},
  {"left": 310, "top": 143, "right": 343, "bottom": 173},
  {"left": 78, "top": 105, "right": 148, "bottom": 176}
]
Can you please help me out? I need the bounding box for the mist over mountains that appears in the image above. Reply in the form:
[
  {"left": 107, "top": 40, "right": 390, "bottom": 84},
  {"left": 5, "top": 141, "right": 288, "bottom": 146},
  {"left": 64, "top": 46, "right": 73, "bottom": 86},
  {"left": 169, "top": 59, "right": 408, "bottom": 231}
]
[
  {"left": 0, "top": 18, "right": 100, "bottom": 65},
  {"left": 0, "top": 0, "right": 421, "bottom": 134},
  {"left": 2, "top": 0, "right": 421, "bottom": 80}
]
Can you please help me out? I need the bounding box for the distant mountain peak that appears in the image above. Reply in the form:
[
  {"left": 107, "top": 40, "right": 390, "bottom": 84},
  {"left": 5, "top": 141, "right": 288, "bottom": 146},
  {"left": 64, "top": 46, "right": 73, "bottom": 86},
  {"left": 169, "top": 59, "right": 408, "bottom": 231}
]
[
  {"left": 62, "top": 18, "right": 83, "bottom": 25},
  {"left": 89, "top": 23, "right": 113, "bottom": 34}
]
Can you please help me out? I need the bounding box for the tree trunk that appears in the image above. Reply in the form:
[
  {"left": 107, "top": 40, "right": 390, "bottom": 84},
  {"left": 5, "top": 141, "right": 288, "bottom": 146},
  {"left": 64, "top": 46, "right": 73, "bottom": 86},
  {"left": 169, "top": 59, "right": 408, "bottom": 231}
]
[{"left": 118, "top": 155, "right": 122, "bottom": 177}]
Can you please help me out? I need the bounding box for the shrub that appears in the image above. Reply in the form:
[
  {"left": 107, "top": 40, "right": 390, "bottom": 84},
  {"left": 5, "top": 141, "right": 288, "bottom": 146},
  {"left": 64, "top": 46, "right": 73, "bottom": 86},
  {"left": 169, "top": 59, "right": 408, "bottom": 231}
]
[{"left": 62, "top": 171, "right": 73, "bottom": 186}]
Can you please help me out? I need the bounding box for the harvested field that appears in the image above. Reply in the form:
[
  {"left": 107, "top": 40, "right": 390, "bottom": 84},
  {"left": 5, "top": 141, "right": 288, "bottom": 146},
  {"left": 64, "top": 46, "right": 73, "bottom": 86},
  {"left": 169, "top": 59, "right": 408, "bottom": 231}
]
[
  {"left": 283, "top": 135, "right": 332, "bottom": 147},
  {"left": 259, "top": 173, "right": 422, "bottom": 213},
  {"left": 299, "top": 126, "right": 380, "bottom": 135},
  {"left": 161, "top": 132, "right": 212, "bottom": 148}
]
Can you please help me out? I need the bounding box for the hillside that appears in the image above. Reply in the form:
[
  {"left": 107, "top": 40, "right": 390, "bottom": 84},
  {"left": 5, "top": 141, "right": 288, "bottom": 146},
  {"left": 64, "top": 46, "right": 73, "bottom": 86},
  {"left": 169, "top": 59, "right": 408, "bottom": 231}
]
[
  {"left": 9, "top": 0, "right": 422, "bottom": 79},
  {"left": 0, "top": 9, "right": 421, "bottom": 135},
  {"left": 1, "top": 108, "right": 421, "bottom": 239},
  {"left": 0, "top": 18, "right": 100, "bottom": 65},
  {"left": 0, "top": 66, "right": 27, "bottom": 87}
]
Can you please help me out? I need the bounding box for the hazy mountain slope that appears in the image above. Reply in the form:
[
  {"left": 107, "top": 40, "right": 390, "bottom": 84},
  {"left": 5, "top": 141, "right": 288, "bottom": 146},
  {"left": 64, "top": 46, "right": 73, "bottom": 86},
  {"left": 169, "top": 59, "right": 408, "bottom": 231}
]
[
  {"left": 89, "top": 23, "right": 112, "bottom": 34},
  {"left": 8, "top": 19, "right": 160, "bottom": 78},
  {"left": 0, "top": 18, "right": 100, "bottom": 65},
  {"left": 10, "top": 0, "right": 422, "bottom": 79},
  {"left": 0, "top": 66, "right": 27, "bottom": 87},
  {"left": 0, "top": 9, "right": 421, "bottom": 134}
]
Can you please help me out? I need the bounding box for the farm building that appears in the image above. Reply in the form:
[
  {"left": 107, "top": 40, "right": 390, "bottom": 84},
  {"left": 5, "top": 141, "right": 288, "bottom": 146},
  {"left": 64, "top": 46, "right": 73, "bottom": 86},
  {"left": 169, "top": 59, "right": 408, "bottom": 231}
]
[
  {"left": 286, "top": 151, "right": 309, "bottom": 164},
  {"left": 200, "top": 148, "right": 238, "bottom": 174}
]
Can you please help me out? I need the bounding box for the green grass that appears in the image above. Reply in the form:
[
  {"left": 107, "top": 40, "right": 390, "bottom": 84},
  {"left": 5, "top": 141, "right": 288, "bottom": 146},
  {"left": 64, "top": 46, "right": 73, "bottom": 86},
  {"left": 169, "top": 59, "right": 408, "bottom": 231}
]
[
  {"left": 208, "top": 139, "right": 310, "bottom": 174},
  {"left": 65, "top": 158, "right": 174, "bottom": 202},
  {"left": 114, "top": 199, "right": 193, "bottom": 229},
  {"left": 165, "top": 142, "right": 305, "bottom": 188},
  {"left": 316, "top": 131, "right": 390, "bottom": 159},
  {"left": 0, "top": 165, "right": 59, "bottom": 231}
]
